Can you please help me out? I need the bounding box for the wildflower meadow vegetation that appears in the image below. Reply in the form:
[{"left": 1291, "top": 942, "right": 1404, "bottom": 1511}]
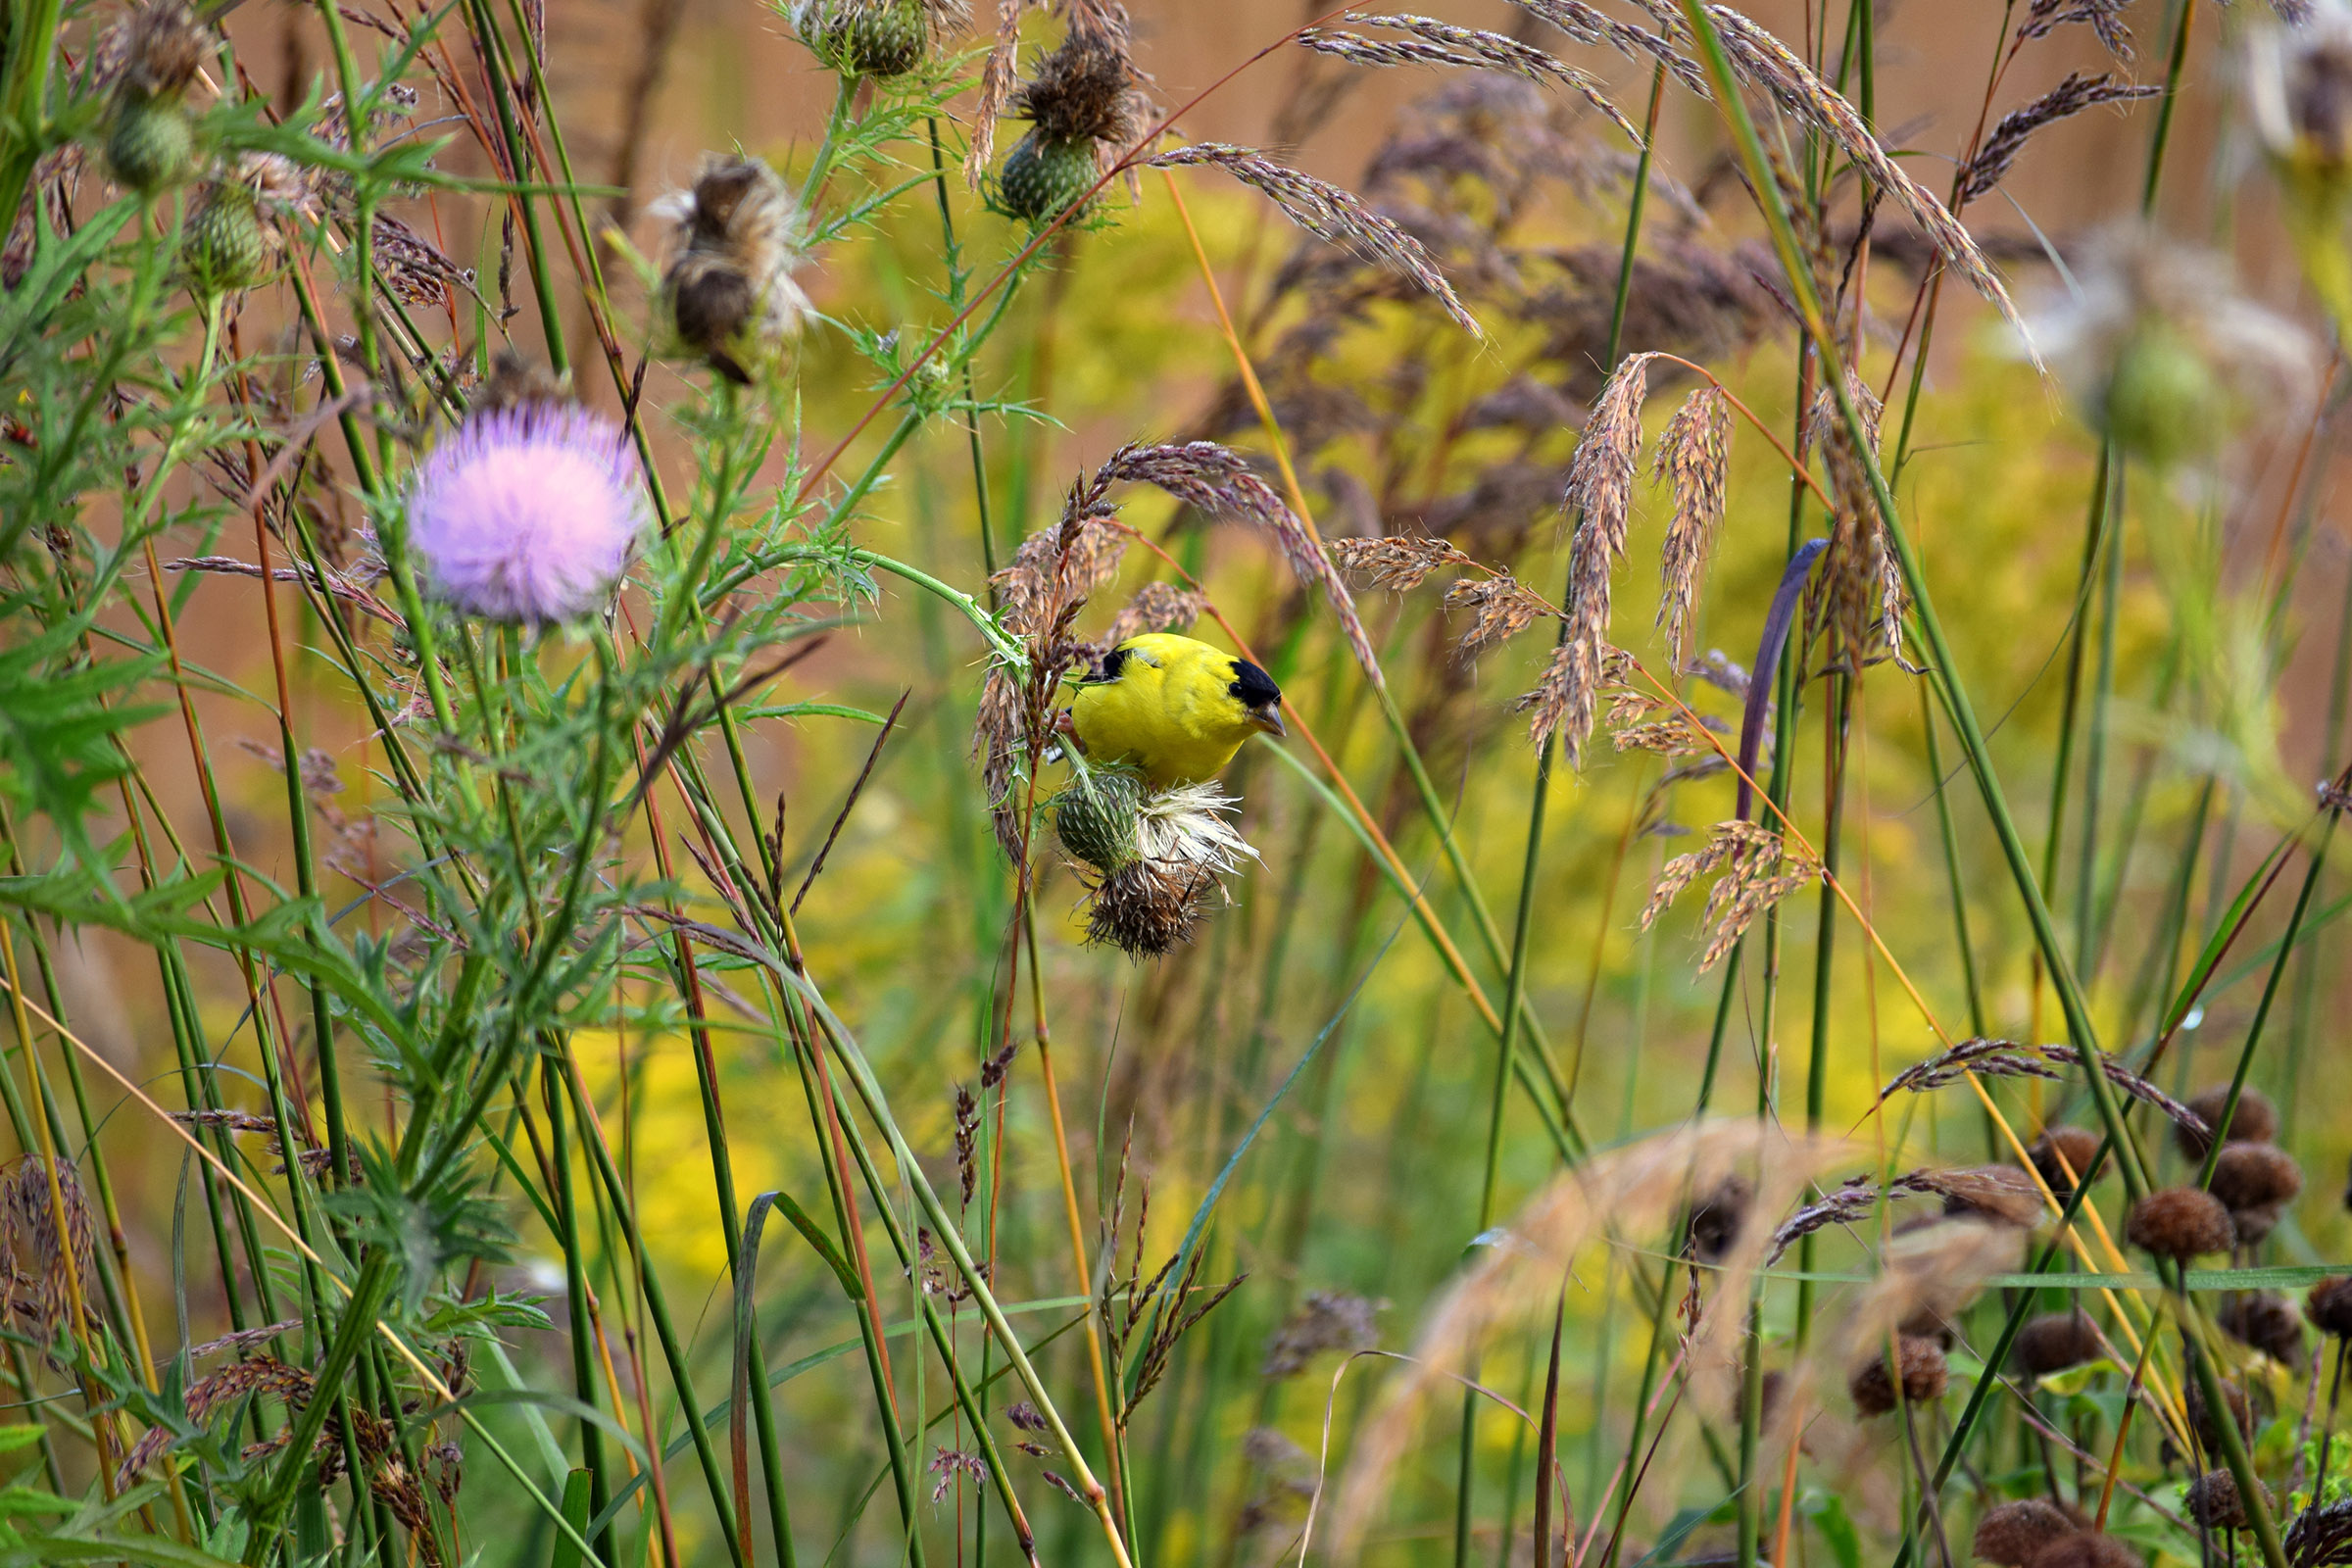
[{"left": 5, "top": 0, "right": 2352, "bottom": 1564}]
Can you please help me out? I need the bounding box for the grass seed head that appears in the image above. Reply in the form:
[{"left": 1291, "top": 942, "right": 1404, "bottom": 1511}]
[
  {"left": 1847, "top": 1336, "right": 1947, "bottom": 1417},
  {"left": 2125, "top": 1187, "right": 2234, "bottom": 1260},
  {"left": 2031, "top": 1125, "right": 2107, "bottom": 1197},
  {"left": 2012, "top": 1311, "right": 2104, "bottom": 1377},
  {"left": 2306, "top": 1275, "right": 2352, "bottom": 1339},
  {"left": 0, "top": 1155, "right": 97, "bottom": 1343},
  {"left": 1974, "top": 1498, "right": 2078, "bottom": 1566},
  {"left": 1924, "top": 1164, "right": 2044, "bottom": 1228}
]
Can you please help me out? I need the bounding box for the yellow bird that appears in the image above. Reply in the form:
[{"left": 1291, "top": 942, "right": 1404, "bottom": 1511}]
[{"left": 1068, "top": 632, "right": 1287, "bottom": 788}]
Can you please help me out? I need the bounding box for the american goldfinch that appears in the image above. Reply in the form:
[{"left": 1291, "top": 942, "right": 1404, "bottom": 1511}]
[{"left": 1069, "top": 632, "right": 1286, "bottom": 788}]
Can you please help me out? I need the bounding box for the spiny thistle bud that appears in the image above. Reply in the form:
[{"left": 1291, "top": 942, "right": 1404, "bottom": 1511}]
[
  {"left": 2185, "top": 1470, "right": 2261, "bottom": 1532},
  {"left": 2030, "top": 1125, "right": 2106, "bottom": 1197},
  {"left": 1051, "top": 769, "right": 1144, "bottom": 871},
  {"left": 997, "top": 132, "right": 1101, "bottom": 225},
  {"left": 2012, "top": 1311, "right": 2103, "bottom": 1377},
  {"left": 1973, "top": 1499, "right": 2076, "bottom": 1567},
  {"left": 2210, "top": 1142, "right": 2302, "bottom": 1216},
  {"left": 2307, "top": 1275, "right": 2352, "bottom": 1339},
  {"left": 2178, "top": 1085, "right": 2278, "bottom": 1160},
  {"left": 1847, "top": 1336, "right": 1947, "bottom": 1417},
  {"left": 659, "top": 155, "right": 808, "bottom": 385},
  {"left": 2125, "top": 1187, "right": 2234, "bottom": 1260},
  {"left": 2219, "top": 1290, "right": 2306, "bottom": 1364},
  {"left": 791, "top": 0, "right": 958, "bottom": 78},
  {"left": 106, "top": 96, "right": 193, "bottom": 194},
  {"left": 2023, "top": 1534, "right": 2143, "bottom": 1568},
  {"left": 181, "top": 181, "right": 270, "bottom": 294}
]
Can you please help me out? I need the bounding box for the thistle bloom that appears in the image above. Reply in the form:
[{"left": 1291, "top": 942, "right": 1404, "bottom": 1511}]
[{"left": 405, "top": 405, "right": 647, "bottom": 625}]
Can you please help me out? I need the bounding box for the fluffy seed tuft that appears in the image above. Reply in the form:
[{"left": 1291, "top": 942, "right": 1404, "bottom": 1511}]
[{"left": 659, "top": 156, "right": 809, "bottom": 384}]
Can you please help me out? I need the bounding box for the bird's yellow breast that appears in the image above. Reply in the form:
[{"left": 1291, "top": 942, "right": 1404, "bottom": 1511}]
[{"left": 1069, "top": 633, "right": 1262, "bottom": 788}]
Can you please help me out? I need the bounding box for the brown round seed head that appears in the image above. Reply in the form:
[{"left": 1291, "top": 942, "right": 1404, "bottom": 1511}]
[
  {"left": 2184, "top": 1469, "right": 2263, "bottom": 1531},
  {"left": 1973, "top": 1499, "right": 2077, "bottom": 1567},
  {"left": 2219, "top": 1291, "right": 2306, "bottom": 1364},
  {"left": 1901, "top": 1304, "right": 1959, "bottom": 1348},
  {"left": 2013, "top": 1310, "right": 2104, "bottom": 1377},
  {"left": 2024, "top": 1533, "right": 2144, "bottom": 1568},
  {"left": 2178, "top": 1086, "right": 2278, "bottom": 1159},
  {"left": 2230, "top": 1202, "right": 2286, "bottom": 1246},
  {"left": 1686, "top": 1175, "right": 1752, "bottom": 1264},
  {"left": 2184, "top": 1377, "right": 2255, "bottom": 1451},
  {"left": 2031, "top": 1126, "right": 2106, "bottom": 1197},
  {"left": 2210, "top": 1142, "right": 2303, "bottom": 1215},
  {"left": 2125, "top": 1188, "right": 2234, "bottom": 1259},
  {"left": 1848, "top": 1336, "right": 1948, "bottom": 1417},
  {"left": 2307, "top": 1275, "right": 2352, "bottom": 1339}
]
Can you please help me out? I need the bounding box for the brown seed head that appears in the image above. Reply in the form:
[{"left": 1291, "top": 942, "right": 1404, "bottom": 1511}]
[
  {"left": 1085, "top": 858, "right": 1220, "bottom": 957},
  {"left": 2124, "top": 1187, "right": 2234, "bottom": 1260},
  {"left": 120, "top": 0, "right": 210, "bottom": 98},
  {"left": 1009, "top": 12, "right": 1145, "bottom": 149},
  {"left": 2177, "top": 1086, "right": 2277, "bottom": 1159},
  {"left": 2184, "top": 1377, "right": 2255, "bottom": 1451},
  {"left": 1847, "top": 1336, "right": 1948, "bottom": 1417},
  {"left": 1686, "top": 1174, "right": 1752, "bottom": 1264},
  {"left": 2030, "top": 1125, "right": 2106, "bottom": 1197},
  {"left": 1973, "top": 1498, "right": 2077, "bottom": 1566},
  {"left": 2024, "top": 1533, "right": 2143, "bottom": 1568},
  {"left": 2012, "top": 1311, "right": 2104, "bottom": 1377},
  {"left": 2209, "top": 1142, "right": 2302, "bottom": 1215},
  {"left": 2184, "top": 1469, "right": 2260, "bottom": 1531},
  {"left": 2307, "top": 1275, "right": 2352, "bottom": 1339},
  {"left": 2218, "top": 1291, "right": 2306, "bottom": 1364}
]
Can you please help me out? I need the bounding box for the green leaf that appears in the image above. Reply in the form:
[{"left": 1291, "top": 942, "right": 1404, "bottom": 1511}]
[{"left": 0, "top": 1429, "right": 45, "bottom": 1455}]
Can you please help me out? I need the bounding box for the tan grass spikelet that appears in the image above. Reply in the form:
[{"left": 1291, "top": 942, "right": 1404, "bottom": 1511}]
[
  {"left": 1808, "top": 366, "right": 1901, "bottom": 658},
  {"left": 1507, "top": 0, "right": 1708, "bottom": 93},
  {"left": 1443, "top": 573, "right": 1553, "bottom": 656},
  {"left": 1328, "top": 534, "right": 1474, "bottom": 593},
  {"left": 1298, "top": 14, "right": 1642, "bottom": 145},
  {"left": 1148, "top": 143, "right": 1480, "bottom": 336},
  {"left": 1640, "top": 818, "right": 1820, "bottom": 969},
  {"left": 1544, "top": 351, "right": 1658, "bottom": 762},
  {"left": 963, "top": 0, "right": 1044, "bottom": 186},
  {"left": 1323, "top": 1121, "right": 1858, "bottom": 1559},
  {"left": 1102, "top": 580, "right": 1204, "bottom": 645},
  {"left": 1653, "top": 385, "right": 1732, "bottom": 666}
]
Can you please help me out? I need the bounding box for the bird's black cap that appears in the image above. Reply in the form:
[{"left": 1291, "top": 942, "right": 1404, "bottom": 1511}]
[{"left": 1226, "top": 658, "right": 1281, "bottom": 709}]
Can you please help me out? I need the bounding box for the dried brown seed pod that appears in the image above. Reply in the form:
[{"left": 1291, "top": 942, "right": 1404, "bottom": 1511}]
[
  {"left": 2230, "top": 1202, "right": 2286, "bottom": 1246},
  {"left": 2177, "top": 1086, "right": 2278, "bottom": 1159},
  {"left": 2124, "top": 1188, "right": 2234, "bottom": 1260},
  {"left": 2030, "top": 1125, "right": 2106, "bottom": 1197},
  {"left": 2218, "top": 1291, "right": 2306, "bottom": 1364},
  {"left": 2184, "top": 1468, "right": 2262, "bottom": 1530},
  {"left": 2013, "top": 1310, "right": 2104, "bottom": 1377},
  {"left": 2184, "top": 1376, "right": 2255, "bottom": 1451},
  {"left": 1685, "top": 1175, "right": 1752, "bottom": 1264},
  {"left": 2209, "top": 1142, "right": 2302, "bottom": 1215},
  {"left": 2307, "top": 1275, "right": 2352, "bottom": 1339},
  {"left": 1973, "top": 1498, "right": 2077, "bottom": 1567},
  {"left": 1847, "top": 1336, "right": 1948, "bottom": 1417},
  {"left": 2023, "top": 1533, "right": 2143, "bottom": 1568}
]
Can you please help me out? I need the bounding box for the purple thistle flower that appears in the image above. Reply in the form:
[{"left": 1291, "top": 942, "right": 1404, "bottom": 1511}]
[{"left": 404, "top": 404, "right": 647, "bottom": 625}]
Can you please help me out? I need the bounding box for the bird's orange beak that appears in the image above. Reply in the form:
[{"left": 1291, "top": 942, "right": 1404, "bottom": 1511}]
[{"left": 1250, "top": 701, "right": 1288, "bottom": 739}]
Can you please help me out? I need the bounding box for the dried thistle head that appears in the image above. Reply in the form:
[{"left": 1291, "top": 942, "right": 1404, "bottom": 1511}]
[
  {"left": 1846, "top": 1335, "right": 1947, "bottom": 1416},
  {"left": 2011, "top": 1310, "right": 2103, "bottom": 1377},
  {"left": 2210, "top": 1141, "right": 2302, "bottom": 1218},
  {"left": 2307, "top": 1274, "right": 2352, "bottom": 1338},
  {"left": 1685, "top": 1174, "right": 1753, "bottom": 1264},
  {"left": 2124, "top": 1187, "right": 2234, "bottom": 1259},
  {"left": 2218, "top": 1290, "right": 2305, "bottom": 1363},
  {"left": 1080, "top": 782, "right": 1260, "bottom": 957},
  {"left": 2023, "top": 1534, "right": 2144, "bottom": 1568},
  {"left": 1973, "top": 1499, "right": 2078, "bottom": 1567},
  {"left": 2029, "top": 1125, "right": 2106, "bottom": 1197},
  {"left": 1009, "top": 8, "right": 1145, "bottom": 148},
  {"left": 2185, "top": 1375, "right": 2257, "bottom": 1452},
  {"left": 2178, "top": 1085, "right": 2278, "bottom": 1159},
  {"left": 115, "top": 0, "right": 210, "bottom": 100},
  {"left": 2185, "top": 1469, "right": 2261, "bottom": 1531},
  {"left": 658, "top": 155, "right": 810, "bottom": 384}
]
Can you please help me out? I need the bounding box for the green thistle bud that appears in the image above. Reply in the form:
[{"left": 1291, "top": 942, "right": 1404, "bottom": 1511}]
[
  {"left": 1052, "top": 770, "right": 1142, "bottom": 872},
  {"left": 2100, "top": 320, "right": 2214, "bottom": 467},
  {"left": 997, "top": 132, "right": 1098, "bottom": 226},
  {"left": 106, "top": 93, "right": 193, "bottom": 195},
  {"left": 799, "top": 0, "right": 928, "bottom": 78},
  {"left": 182, "top": 183, "right": 270, "bottom": 295}
]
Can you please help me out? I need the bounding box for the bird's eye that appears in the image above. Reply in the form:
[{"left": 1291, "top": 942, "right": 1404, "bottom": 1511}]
[{"left": 1101, "top": 646, "right": 1130, "bottom": 680}]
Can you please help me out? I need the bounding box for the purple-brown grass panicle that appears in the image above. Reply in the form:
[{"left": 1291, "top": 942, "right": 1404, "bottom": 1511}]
[
  {"left": 1443, "top": 572, "right": 1555, "bottom": 657},
  {"left": 2179, "top": 1085, "right": 2279, "bottom": 1159},
  {"left": 2012, "top": 1310, "right": 2105, "bottom": 1378},
  {"left": 2288, "top": 1501, "right": 2352, "bottom": 1567},
  {"left": 2218, "top": 1290, "right": 2306, "bottom": 1364},
  {"left": 2124, "top": 1187, "right": 2235, "bottom": 1260},
  {"left": 1099, "top": 581, "right": 1203, "bottom": 647},
  {"left": 1262, "top": 1291, "right": 1379, "bottom": 1378},
  {"left": 2030, "top": 1124, "right": 2107, "bottom": 1198},
  {"left": 1959, "top": 73, "right": 2164, "bottom": 204},
  {"left": 2185, "top": 1468, "right": 2262, "bottom": 1530},
  {"left": 0, "top": 1154, "right": 97, "bottom": 1343},
  {"left": 1847, "top": 1336, "right": 1948, "bottom": 1417},
  {"left": 2307, "top": 1275, "right": 2352, "bottom": 1339},
  {"left": 658, "top": 155, "right": 809, "bottom": 385},
  {"left": 2023, "top": 1534, "right": 2145, "bottom": 1568},
  {"left": 1640, "top": 818, "right": 1822, "bottom": 971},
  {"left": 1653, "top": 384, "right": 1732, "bottom": 667},
  {"left": 1973, "top": 1498, "right": 2079, "bottom": 1567},
  {"left": 1149, "top": 144, "right": 1479, "bottom": 335},
  {"left": 1295, "top": 14, "right": 1642, "bottom": 145},
  {"left": 1328, "top": 536, "right": 1476, "bottom": 594}
]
